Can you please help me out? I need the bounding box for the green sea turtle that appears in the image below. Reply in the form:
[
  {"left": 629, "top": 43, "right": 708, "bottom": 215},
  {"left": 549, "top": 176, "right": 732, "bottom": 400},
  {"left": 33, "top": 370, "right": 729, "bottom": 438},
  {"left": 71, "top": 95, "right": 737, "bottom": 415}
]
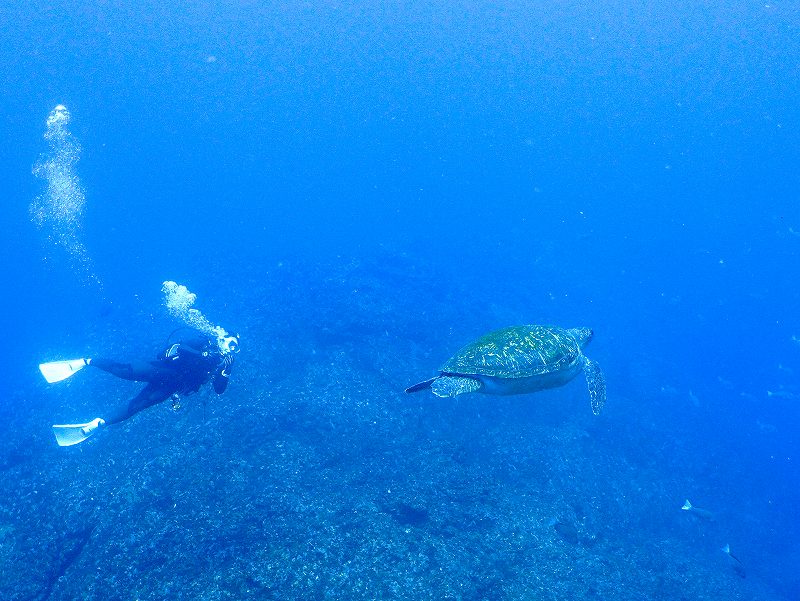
[{"left": 405, "top": 325, "right": 606, "bottom": 415}]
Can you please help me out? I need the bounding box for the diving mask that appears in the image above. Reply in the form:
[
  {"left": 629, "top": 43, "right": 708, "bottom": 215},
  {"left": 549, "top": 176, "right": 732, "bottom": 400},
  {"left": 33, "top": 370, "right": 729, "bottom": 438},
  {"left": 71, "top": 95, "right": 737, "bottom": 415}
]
[{"left": 218, "top": 334, "right": 240, "bottom": 355}]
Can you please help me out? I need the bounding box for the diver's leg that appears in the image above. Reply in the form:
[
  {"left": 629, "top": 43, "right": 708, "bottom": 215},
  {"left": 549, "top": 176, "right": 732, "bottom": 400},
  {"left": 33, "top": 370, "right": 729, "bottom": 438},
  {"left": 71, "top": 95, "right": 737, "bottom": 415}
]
[
  {"left": 104, "top": 382, "right": 177, "bottom": 425},
  {"left": 89, "top": 359, "right": 160, "bottom": 382}
]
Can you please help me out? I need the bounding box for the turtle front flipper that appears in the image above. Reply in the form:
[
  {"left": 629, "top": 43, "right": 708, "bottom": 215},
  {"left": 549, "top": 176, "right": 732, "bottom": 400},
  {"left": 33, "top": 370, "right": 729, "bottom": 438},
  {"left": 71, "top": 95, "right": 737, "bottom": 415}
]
[
  {"left": 431, "top": 375, "right": 482, "bottom": 397},
  {"left": 582, "top": 358, "right": 606, "bottom": 415}
]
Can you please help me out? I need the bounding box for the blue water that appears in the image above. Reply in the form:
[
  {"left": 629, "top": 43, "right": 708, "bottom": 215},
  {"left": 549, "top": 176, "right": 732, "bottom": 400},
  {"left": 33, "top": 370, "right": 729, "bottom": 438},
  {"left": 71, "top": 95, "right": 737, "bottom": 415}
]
[{"left": 1, "top": 1, "right": 798, "bottom": 599}]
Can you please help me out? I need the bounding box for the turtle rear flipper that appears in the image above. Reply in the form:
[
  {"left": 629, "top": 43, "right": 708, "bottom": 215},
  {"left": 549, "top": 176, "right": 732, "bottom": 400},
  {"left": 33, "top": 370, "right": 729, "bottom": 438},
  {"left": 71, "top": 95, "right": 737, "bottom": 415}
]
[
  {"left": 431, "top": 375, "right": 481, "bottom": 397},
  {"left": 583, "top": 358, "right": 606, "bottom": 415},
  {"left": 405, "top": 378, "right": 437, "bottom": 393}
]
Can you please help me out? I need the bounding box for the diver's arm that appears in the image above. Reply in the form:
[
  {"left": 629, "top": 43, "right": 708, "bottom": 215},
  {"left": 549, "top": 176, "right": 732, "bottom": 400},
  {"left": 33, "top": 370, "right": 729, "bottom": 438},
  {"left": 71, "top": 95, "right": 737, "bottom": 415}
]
[
  {"left": 163, "top": 342, "right": 209, "bottom": 361},
  {"left": 213, "top": 369, "right": 230, "bottom": 394},
  {"left": 213, "top": 355, "right": 234, "bottom": 394}
]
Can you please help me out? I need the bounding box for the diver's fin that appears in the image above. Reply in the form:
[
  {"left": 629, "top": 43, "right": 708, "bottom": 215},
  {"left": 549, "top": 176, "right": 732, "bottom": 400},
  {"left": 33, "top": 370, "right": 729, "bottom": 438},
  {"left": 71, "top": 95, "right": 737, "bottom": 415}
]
[
  {"left": 52, "top": 418, "right": 105, "bottom": 447},
  {"left": 583, "top": 357, "right": 606, "bottom": 415},
  {"left": 405, "top": 377, "right": 437, "bottom": 393},
  {"left": 722, "top": 544, "right": 746, "bottom": 577},
  {"left": 39, "top": 359, "right": 88, "bottom": 384},
  {"left": 722, "top": 544, "right": 743, "bottom": 563}
]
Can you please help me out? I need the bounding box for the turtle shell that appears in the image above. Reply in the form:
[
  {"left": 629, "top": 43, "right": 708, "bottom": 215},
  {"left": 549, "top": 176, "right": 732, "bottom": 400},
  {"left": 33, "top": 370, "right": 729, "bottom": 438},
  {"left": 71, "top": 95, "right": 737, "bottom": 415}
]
[{"left": 440, "top": 325, "right": 581, "bottom": 379}]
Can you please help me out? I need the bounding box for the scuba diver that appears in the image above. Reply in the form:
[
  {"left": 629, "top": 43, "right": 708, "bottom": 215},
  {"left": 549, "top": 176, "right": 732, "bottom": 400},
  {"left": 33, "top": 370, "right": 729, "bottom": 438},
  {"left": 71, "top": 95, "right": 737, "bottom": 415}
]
[{"left": 41, "top": 329, "right": 240, "bottom": 446}]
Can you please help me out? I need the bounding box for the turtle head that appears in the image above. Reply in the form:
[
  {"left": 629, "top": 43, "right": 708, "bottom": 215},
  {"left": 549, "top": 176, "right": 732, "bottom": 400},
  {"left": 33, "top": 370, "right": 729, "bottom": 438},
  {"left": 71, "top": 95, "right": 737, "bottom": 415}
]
[{"left": 568, "top": 327, "right": 594, "bottom": 349}]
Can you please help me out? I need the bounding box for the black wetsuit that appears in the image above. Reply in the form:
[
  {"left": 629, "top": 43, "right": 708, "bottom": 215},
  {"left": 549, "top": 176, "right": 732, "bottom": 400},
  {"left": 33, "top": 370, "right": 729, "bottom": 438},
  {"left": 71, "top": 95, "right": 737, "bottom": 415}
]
[{"left": 90, "top": 333, "right": 233, "bottom": 424}]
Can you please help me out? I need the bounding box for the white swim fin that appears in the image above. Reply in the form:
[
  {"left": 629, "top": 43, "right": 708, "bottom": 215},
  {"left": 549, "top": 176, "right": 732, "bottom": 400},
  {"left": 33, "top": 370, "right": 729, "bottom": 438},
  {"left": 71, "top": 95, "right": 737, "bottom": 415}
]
[
  {"left": 39, "top": 359, "right": 88, "bottom": 384},
  {"left": 52, "top": 418, "right": 105, "bottom": 447}
]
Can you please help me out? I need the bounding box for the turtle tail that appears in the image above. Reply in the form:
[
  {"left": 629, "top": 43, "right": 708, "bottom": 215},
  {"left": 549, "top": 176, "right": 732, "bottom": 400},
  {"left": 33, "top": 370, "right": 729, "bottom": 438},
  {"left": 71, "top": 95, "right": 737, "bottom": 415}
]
[
  {"left": 583, "top": 358, "right": 606, "bottom": 415},
  {"left": 405, "top": 377, "right": 437, "bottom": 393}
]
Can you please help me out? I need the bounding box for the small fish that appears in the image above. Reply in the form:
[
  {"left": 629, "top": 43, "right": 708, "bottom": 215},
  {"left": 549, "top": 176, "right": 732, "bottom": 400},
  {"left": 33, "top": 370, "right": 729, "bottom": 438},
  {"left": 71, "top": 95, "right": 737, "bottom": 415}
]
[
  {"left": 716, "top": 376, "right": 734, "bottom": 390},
  {"left": 767, "top": 390, "right": 798, "bottom": 400},
  {"left": 756, "top": 419, "right": 777, "bottom": 433},
  {"left": 681, "top": 499, "right": 714, "bottom": 521},
  {"left": 722, "top": 544, "right": 746, "bottom": 578},
  {"left": 792, "top": 334, "right": 800, "bottom": 346}
]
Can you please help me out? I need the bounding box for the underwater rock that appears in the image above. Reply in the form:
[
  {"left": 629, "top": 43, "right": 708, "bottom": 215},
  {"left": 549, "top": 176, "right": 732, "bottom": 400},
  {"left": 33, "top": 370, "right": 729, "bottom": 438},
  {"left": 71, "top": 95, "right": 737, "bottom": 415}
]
[{"left": 551, "top": 519, "right": 580, "bottom": 545}]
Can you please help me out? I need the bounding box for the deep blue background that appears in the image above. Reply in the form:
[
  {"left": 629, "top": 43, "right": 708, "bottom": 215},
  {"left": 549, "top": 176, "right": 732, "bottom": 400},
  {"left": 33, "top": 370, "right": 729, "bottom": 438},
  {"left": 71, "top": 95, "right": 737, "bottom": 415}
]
[{"left": 1, "top": 0, "right": 798, "bottom": 594}]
